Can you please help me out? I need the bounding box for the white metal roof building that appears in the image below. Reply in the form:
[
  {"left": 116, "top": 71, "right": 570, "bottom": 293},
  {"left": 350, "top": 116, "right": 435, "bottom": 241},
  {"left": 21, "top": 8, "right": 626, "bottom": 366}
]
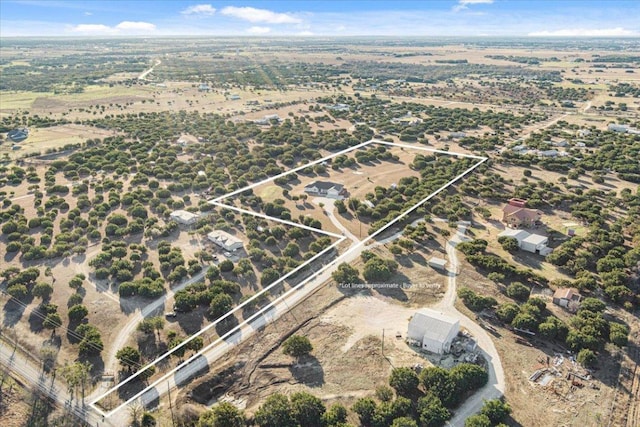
[
  {"left": 207, "top": 230, "right": 244, "bottom": 251},
  {"left": 498, "top": 228, "right": 529, "bottom": 244},
  {"left": 499, "top": 229, "right": 551, "bottom": 255},
  {"left": 428, "top": 257, "right": 447, "bottom": 270},
  {"left": 521, "top": 233, "right": 551, "bottom": 255},
  {"left": 170, "top": 210, "right": 200, "bottom": 225},
  {"left": 407, "top": 309, "right": 460, "bottom": 354}
]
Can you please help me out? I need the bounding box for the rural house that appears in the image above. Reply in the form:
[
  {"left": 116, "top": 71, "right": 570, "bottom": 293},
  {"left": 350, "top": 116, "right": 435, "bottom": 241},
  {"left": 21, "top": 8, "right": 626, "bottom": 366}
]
[
  {"left": 552, "top": 288, "right": 581, "bottom": 309},
  {"left": 7, "top": 128, "right": 29, "bottom": 143},
  {"left": 170, "top": 210, "right": 200, "bottom": 226},
  {"left": 502, "top": 198, "right": 542, "bottom": 228},
  {"left": 407, "top": 309, "right": 459, "bottom": 354},
  {"left": 304, "top": 181, "right": 348, "bottom": 200},
  {"left": 207, "top": 230, "right": 244, "bottom": 251}
]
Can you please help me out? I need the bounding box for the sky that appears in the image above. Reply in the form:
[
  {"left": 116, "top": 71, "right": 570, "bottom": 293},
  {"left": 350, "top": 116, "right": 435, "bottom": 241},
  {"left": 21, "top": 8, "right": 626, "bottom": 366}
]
[{"left": 1, "top": 0, "right": 639, "bottom": 38}]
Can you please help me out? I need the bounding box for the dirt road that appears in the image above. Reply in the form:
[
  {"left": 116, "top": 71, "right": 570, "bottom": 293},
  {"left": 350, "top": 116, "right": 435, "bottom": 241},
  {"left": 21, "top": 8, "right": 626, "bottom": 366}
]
[
  {"left": 440, "top": 226, "right": 506, "bottom": 426},
  {"left": 99, "top": 268, "right": 208, "bottom": 384},
  {"left": 138, "top": 59, "right": 161, "bottom": 81}
]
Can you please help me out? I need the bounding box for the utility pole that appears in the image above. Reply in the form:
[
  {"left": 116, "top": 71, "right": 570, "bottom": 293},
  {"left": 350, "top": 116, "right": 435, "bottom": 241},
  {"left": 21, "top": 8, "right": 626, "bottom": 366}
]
[
  {"left": 167, "top": 382, "right": 176, "bottom": 427},
  {"left": 381, "top": 329, "right": 385, "bottom": 356}
]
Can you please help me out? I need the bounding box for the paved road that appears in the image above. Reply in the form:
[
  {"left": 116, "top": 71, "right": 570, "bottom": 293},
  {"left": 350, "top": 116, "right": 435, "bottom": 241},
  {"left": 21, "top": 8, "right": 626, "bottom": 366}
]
[
  {"left": 96, "top": 268, "right": 209, "bottom": 392},
  {"left": 0, "top": 334, "right": 108, "bottom": 426}
]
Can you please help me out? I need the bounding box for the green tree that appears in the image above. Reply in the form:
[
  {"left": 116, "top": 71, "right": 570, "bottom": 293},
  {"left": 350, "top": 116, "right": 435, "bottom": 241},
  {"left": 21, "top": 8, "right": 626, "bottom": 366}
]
[
  {"left": 577, "top": 348, "right": 597, "bottom": 368},
  {"left": 7, "top": 284, "right": 28, "bottom": 300},
  {"left": 219, "top": 260, "right": 234, "bottom": 272},
  {"left": 282, "top": 335, "right": 313, "bottom": 359},
  {"left": 260, "top": 268, "right": 280, "bottom": 287},
  {"left": 416, "top": 392, "right": 450, "bottom": 427},
  {"left": 450, "top": 363, "right": 488, "bottom": 394},
  {"left": 362, "top": 257, "right": 393, "bottom": 282},
  {"left": 68, "top": 304, "right": 89, "bottom": 322},
  {"left": 609, "top": 323, "right": 629, "bottom": 347},
  {"left": 579, "top": 298, "right": 606, "bottom": 313},
  {"left": 254, "top": 394, "right": 297, "bottom": 427},
  {"left": 209, "top": 293, "right": 233, "bottom": 320},
  {"left": 389, "top": 367, "right": 419, "bottom": 396},
  {"left": 506, "top": 282, "right": 530, "bottom": 302},
  {"left": 197, "top": 402, "right": 246, "bottom": 427},
  {"left": 496, "top": 303, "right": 519, "bottom": 324},
  {"left": 352, "top": 397, "right": 377, "bottom": 426},
  {"left": 290, "top": 392, "right": 326, "bottom": 427},
  {"left": 43, "top": 312, "right": 62, "bottom": 335},
  {"left": 498, "top": 236, "right": 519, "bottom": 252},
  {"left": 465, "top": 414, "right": 492, "bottom": 427},
  {"left": 480, "top": 399, "right": 511, "bottom": 424},
  {"left": 69, "top": 275, "right": 84, "bottom": 290},
  {"left": 375, "top": 385, "right": 394, "bottom": 402},
  {"left": 331, "top": 263, "right": 360, "bottom": 285},
  {"left": 32, "top": 282, "right": 53, "bottom": 300},
  {"left": 391, "top": 417, "right": 418, "bottom": 427},
  {"left": 116, "top": 346, "right": 141, "bottom": 371},
  {"left": 76, "top": 324, "right": 103, "bottom": 356},
  {"left": 420, "top": 367, "right": 457, "bottom": 408},
  {"left": 322, "top": 404, "right": 348, "bottom": 426}
]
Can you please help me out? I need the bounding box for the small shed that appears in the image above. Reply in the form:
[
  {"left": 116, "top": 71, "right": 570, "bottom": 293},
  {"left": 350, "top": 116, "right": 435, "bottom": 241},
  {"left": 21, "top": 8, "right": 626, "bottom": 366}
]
[{"left": 428, "top": 257, "right": 447, "bottom": 270}]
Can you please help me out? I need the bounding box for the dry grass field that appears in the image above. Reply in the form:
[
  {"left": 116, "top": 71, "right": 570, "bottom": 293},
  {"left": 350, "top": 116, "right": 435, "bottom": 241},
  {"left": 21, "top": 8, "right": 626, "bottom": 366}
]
[{"left": 0, "top": 124, "right": 117, "bottom": 159}]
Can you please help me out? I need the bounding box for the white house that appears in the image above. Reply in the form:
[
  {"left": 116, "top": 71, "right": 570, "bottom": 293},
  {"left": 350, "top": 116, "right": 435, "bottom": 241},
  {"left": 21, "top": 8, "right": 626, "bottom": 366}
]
[
  {"left": 327, "top": 103, "right": 350, "bottom": 112},
  {"left": 207, "top": 230, "right": 244, "bottom": 251},
  {"left": 407, "top": 309, "right": 460, "bottom": 354},
  {"left": 608, "top": 124, "right": 629, "bottom": 133},
  {"left": 304, "top": 181, "right": 348, "bottom": 200},
  {"left": 170, "top": 210, "right": 200, "bottom": 225}
]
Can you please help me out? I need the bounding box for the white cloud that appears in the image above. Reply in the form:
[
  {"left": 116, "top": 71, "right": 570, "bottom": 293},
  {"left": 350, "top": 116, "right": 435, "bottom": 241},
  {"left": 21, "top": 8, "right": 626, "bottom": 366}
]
[
  {"left": 69, "top": 21, "right": 155, "bottom": 35},
  {"left": 84, "top": 12, "right": 92, "bottom": 16},
  {"left": 69, "top": 24, "right": 117, "bottom": 34},
  {"left": 453, "top": 0, "right": 494, "bottom": 13},
  {"left": 296, "top": 31, "right": 314, "bottom": 36},
  {"left": 181, "top": 4, "right": 216, "bottom": 16},
  {"left": 221, "top": 6, "right": 301, "bottom": 24},
  {"left": 115, "top": 21, "right": 156, "bottom": 31},
  {"left": 528, "top": 27, "right": 637, "bottom": 37},
  {"left": 247, "top": 26, "right": 271, "bottom": 34}
]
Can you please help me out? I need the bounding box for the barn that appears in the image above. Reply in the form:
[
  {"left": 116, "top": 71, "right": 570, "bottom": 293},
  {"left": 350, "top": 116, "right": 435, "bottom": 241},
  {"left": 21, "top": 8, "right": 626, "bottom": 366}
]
[{"left": 407, "top": 309, "right": 459, "bottom": 354}]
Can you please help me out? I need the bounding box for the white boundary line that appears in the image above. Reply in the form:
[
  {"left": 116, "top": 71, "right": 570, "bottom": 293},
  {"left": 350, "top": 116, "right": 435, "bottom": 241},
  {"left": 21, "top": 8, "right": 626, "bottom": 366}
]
[{"left": 91, "top": 139, "right": 487, "bottom": 417}]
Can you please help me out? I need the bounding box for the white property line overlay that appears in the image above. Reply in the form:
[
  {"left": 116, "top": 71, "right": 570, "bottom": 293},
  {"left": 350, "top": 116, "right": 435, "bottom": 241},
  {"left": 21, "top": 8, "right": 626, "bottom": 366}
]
[
  {"left": 89, "top": 236, "right": 345, "bottom": 415},
  {"left": 91, "top": 139, "right": 487, "bottom": 417}
]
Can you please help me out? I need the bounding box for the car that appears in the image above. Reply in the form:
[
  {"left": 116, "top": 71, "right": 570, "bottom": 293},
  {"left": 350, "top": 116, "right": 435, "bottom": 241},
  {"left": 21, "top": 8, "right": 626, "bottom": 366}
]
[{"left": 165, "top": 311, "right": 177, "bottom": 318}]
